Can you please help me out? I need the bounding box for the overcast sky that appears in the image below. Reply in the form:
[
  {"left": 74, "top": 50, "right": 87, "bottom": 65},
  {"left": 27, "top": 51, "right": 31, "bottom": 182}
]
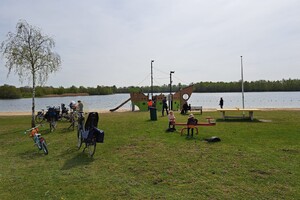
[{"left": 0, "top": 0, "right": 299, "bottom": 88}]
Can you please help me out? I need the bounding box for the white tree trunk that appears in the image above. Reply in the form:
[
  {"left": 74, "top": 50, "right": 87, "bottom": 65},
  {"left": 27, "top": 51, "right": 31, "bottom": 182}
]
[{"left": 31, "top": 72, "right": 36, "bottom": 127}]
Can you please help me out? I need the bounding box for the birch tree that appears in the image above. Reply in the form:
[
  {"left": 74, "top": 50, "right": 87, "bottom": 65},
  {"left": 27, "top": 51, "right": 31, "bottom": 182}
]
[{"left": 0, "top": 20, "right": 61, "bottom": 127}]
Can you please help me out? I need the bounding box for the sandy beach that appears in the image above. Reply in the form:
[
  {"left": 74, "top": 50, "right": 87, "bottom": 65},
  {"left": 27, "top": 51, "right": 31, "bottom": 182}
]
[{"left": 0, "top": 108, "right": 299, "bottom": 116}]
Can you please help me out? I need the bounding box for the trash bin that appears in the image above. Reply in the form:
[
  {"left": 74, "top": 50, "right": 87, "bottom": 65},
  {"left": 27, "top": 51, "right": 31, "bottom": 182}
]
[{"left": 149, "top": 107, "right": 157, "bottom": 121}]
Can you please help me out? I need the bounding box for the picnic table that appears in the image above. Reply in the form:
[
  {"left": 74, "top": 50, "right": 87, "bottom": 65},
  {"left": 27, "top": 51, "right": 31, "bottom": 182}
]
[{"left": 217, "top": 108, "right": 260, "bottom": 121}]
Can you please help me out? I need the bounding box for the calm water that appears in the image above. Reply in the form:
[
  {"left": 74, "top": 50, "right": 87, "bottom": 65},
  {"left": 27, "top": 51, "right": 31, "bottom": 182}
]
[{"left": 0, "top": 92, "right": 299, "bottom": 112}]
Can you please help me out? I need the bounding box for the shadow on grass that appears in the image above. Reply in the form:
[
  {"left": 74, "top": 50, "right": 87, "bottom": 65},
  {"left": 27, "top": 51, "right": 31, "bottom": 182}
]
[
  {"left": 146, "top": 119, "right": 159, "bottom": 122},
  {"left": 61, "top": 150, "right": 94, "bottom": 170},
  {"left": 18, "top": 149, "right": 47, "bottom": 160},
  {"left": 59, "top": 127, "right": 75, "bottom": 134}
]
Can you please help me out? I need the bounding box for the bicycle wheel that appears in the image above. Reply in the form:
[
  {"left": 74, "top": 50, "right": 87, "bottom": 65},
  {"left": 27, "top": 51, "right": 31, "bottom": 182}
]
[
  {"left": 87, "top": 138, "right": 96, "bottom": 157},
  {"left": 77, "top": 129, "right": 83, "bottom": 150},
  {"left": 35, "top": 114, "right": 44, "bottom": 124},
  {"left": 36, "top": 141, "right": 42, "bottom": 150},
  {"left": 40, "top": 139, "right": 48, "bottom": 155}
]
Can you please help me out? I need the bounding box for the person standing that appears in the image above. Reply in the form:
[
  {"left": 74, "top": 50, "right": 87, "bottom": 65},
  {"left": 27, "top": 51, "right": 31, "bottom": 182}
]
[
  {"left": 162, "top": 97, "right": 169, "bottom": 116},
  {"left": 77, "top": 100, "right": 84, "bottom": 118},
  {"left": 219, "top": 97, "right": 224, "bottom": 109},
  {"left": 147, "top": 99, "right": 153, "bottom": 110},
  {"left": 77, "top": 100, "right": 83, "bottom": 113}
]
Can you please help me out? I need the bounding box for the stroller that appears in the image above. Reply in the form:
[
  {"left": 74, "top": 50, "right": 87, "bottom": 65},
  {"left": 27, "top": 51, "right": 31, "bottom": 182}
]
[{"left": 77, "top": 112, "right": 104, "bottom": 157}]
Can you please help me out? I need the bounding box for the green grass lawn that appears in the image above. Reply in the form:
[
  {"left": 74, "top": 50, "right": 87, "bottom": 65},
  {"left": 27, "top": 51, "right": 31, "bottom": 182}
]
[{"left": 0, "top": 110, "right": 299, "bottom": 199}]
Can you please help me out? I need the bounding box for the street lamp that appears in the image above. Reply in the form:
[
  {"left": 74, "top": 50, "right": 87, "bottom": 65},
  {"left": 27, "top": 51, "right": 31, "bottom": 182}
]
[
  {"left": 169, "top": 71, "right": 175, "bottom": 110},
  {"left": 151, "top": 60, "right": 154, "bottom": 99},
  {"left": 240, "top": 56, "right": 245, "bottom": 109}
]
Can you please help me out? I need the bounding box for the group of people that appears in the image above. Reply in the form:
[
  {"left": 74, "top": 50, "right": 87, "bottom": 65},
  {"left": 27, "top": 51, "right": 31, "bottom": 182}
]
[
  {"left": 181, "top": 101, "right": 191, "bottom": 115},
  {"left": 167, "top": 111, "right": 198, "bottom": 138},
  {"left": 69, "top": 100, "right": 84, "bottom": 113},
  {"left": 147, "top": 96, "right": 171, "bottom": 117},
  {"left": 147, "top": 95, "right": 224, "bottom": 138},
  {"left": 164, "top": 96, "right": 224, "bottom": 138}
]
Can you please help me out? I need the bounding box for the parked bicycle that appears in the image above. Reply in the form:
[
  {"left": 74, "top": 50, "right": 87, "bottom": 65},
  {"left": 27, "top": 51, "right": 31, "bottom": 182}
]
[
  {"left": 35, "top": 109, "right": 46, "bottom": 123},
  {"left": 60, "top": 103, "right": 70, "bottom": 121},
  {"left": 77, "top": 112, "right": 104, "bottom": 157},
  {"left": 68, "top": 111, "right": 79, "bottom": 131},
  {"left": 24, "top": 126, "right": 48, "bottom": 155},
  {"left": 45, "top": 106, "right": 59, "bottom": 132}
]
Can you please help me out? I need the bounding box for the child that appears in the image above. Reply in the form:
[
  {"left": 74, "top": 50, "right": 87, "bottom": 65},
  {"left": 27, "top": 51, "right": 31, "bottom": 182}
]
[
  {"left": 168, "top": 111, "right": 176, "bottom": 131},
  {"left": 187, "top": 114, "right": 198, "bottom": 138}
]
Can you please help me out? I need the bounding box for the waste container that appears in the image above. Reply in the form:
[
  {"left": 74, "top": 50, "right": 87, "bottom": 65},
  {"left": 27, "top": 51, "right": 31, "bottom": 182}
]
[{"left": 149, "top": 107, "right": 157, "bottom": 121}]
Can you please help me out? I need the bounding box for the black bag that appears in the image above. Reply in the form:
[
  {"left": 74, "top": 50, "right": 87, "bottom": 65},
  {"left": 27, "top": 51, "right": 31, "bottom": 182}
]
[
  {"left": 93, "top": 127, "right": 104, "bottom": 143},
  {"left": 204, "top": 136, "right": 221, "bottom": 143}
]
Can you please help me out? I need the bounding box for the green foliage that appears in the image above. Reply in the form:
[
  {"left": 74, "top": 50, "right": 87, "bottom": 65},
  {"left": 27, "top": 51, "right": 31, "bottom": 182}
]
[
  {"left": 0, "top": 84, "right": 22, "bottom": 99},
  {"left": 0, "top": 20, "right": 61, "bottom": 85},
  {"left": 1, "top": 20, "right": 61, "bottom": 127},
  {"left": 193, "top": 79, "right": 300, "bottom": 93},
  {"left": 1, "top": 79, "right": 299, "bottom": 99},
  {"left": 0, "top": 110, "right": 299, "bottom": 199}
]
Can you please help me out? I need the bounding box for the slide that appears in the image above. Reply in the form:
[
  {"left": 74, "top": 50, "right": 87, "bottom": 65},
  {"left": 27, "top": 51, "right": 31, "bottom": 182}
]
[{"left": 109, "top": 98, "right": 131, "bottom": 112}]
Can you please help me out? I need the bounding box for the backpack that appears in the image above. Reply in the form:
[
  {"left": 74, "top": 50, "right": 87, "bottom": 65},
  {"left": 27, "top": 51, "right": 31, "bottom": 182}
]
[{"left": 204, "top": 136, "right": 221, "bottom": 143}]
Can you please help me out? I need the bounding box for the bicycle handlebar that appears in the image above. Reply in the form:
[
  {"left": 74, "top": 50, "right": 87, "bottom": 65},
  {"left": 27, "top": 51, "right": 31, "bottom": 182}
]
[{"left": 24, "top": 124, "right": 42, "bottom": 134}]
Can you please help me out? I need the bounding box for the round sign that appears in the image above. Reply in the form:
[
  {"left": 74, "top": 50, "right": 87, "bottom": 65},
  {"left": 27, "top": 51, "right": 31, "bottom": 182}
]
[{"left": 182, "top": 94, "right": 189, "bottom": 100}]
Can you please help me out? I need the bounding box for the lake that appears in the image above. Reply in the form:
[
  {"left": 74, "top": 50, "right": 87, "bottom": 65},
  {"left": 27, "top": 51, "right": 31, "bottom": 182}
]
[{"left": 0, "top": 92, "right": 299, "bottom": 112}]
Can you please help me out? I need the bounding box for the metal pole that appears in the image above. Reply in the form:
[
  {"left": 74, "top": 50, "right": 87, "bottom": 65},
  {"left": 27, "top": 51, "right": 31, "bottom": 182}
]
[
  {"left": 241, "top": 56, "right": 245, "bottom": 110},
  {"left": 151, "top": 60, "right": 154, "bottom": 99},
  {"left": 169, "top": 71, "right": 174, "bottom": 110}
]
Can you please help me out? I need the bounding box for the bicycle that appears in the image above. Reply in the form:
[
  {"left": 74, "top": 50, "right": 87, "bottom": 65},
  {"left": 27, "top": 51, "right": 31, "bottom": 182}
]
[
  {"left": 24, "top": 126, "right": 48, "bottom": 155},
  {"left": 35, "top": 109, "right": 46, "bottom": 124},
  {"left": 68, "top": 111, "right": 79, "bottom": 131},
  {"left": 77, "top": 112, "right": 101, "bottom": 157},
  {"left": 60, "top": 103, "right": 70, "bottom": 121},
  {"left": 45, "top": 106, "right": 58, "bottom": 132}
]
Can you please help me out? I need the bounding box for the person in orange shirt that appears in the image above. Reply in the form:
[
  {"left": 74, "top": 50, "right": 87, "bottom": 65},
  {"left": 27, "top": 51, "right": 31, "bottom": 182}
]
[{"left": 147, "top": 99, "right": 153, "bottom": 110}]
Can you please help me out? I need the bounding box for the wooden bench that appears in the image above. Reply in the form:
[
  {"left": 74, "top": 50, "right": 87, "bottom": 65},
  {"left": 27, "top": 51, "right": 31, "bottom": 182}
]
[{"left": 190, "top": 106, "right": 203, "bottom": 115}]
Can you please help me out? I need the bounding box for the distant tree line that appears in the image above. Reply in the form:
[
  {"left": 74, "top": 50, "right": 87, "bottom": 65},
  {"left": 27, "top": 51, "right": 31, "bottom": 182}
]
[
  {"left": 0, "top": 79, "right": 299, "bottom": 99},
  {"left": 193, "top": 79, "right": 300, "bottom": 92}
]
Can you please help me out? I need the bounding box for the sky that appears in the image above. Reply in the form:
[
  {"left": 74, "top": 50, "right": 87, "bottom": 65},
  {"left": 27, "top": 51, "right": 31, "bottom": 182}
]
[{"left": 0, "top": 0, "right": 299, "bottom": 88}]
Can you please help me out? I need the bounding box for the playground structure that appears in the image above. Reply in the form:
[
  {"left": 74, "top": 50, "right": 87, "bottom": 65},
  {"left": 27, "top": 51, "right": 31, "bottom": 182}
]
[{"left": 110, "top": 85, "right": 194, "bottom": 112}]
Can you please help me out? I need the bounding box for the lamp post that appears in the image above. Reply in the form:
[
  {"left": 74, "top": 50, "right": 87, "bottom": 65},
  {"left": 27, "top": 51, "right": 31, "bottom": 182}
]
[
  {"left": 151, "top": 60, "right": 154, "bottom": 99},
  {"left": 241, "top": 56, "right": 245, "bottom": 110},
  {"left": 169, "top": 71, "right": 175, "bottom": 110}
]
